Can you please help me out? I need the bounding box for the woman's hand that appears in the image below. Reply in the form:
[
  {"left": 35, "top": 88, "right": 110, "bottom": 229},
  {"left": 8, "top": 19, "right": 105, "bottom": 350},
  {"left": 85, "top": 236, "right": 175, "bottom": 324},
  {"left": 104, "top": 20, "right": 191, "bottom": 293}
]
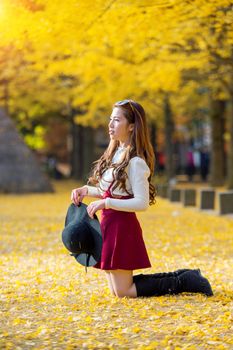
[
  {"left": 87, "top": 199, "right": 106, "bottom": 219},
  {"left": 71, "top": 186, "right": 88, "bottom": 205}
]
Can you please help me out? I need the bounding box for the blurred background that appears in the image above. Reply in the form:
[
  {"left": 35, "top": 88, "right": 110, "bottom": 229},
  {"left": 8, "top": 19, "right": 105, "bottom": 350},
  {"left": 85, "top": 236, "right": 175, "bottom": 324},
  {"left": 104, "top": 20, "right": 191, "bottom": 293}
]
[{"left": 0, "top": 0, "right": 232, "bottom": 192}]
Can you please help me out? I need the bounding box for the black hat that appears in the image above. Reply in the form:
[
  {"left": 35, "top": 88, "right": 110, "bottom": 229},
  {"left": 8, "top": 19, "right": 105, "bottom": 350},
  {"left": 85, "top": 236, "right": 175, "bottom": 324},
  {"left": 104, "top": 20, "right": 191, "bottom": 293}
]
[{"left": 62, "top": 203, "right": 102, "bottom": 267}]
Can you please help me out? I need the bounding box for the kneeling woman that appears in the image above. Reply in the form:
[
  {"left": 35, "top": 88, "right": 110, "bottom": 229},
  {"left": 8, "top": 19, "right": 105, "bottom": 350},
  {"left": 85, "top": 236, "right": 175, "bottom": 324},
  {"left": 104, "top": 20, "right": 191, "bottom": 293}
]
[{"left": 71, "top": 99, "right": 213, "bottom": 298}]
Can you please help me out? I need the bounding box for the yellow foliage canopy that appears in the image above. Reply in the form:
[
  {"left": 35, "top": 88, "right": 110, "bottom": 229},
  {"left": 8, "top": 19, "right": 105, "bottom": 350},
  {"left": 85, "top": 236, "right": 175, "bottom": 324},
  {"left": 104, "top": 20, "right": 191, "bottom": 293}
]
[{"left": 0, "top": 0, "right": 232, "bottom": 124}]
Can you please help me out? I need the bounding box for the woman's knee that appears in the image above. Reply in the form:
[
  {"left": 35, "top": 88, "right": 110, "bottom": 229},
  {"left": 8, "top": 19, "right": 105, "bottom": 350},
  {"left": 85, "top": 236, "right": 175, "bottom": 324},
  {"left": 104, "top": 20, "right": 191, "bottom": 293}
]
[
  {"left": 114, "top": 284, "right": 137, "bottom": 298},
  {"left": 110, "top": 270, "right": 135, "bottom": 298}
]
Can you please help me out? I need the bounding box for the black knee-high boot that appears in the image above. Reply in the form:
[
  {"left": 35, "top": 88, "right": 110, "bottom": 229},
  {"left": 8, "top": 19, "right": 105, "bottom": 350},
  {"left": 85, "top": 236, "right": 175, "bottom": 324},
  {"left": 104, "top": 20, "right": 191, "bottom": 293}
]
[
  {"left": 133, "top": 270, "right": 213, "bottom": 297},
  {"left": 133, "top": 268, "right": 200, "bottom": 283}
]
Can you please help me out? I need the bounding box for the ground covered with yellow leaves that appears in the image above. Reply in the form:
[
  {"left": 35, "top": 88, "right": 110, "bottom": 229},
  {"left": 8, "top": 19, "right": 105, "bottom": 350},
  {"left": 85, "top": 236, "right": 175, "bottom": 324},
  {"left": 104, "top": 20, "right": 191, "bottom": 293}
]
[{"left": 1, "top": 181, "right": 232, "bottom": 349}]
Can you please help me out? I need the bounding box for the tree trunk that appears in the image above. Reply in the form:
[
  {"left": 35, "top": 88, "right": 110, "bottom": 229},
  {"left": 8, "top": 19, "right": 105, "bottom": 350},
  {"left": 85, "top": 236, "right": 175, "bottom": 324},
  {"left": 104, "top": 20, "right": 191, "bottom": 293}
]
[
  {"left": 226, "top": 95, "right": 233, "bottom": 189},
  {"left": 209, "top": 99, "right": 226, "bottom": 187},
  {"left": 82, "top": 126, "right": 95, "bottom": 181},
  {"left": 70, "top": 122, "right": 84, "bottom": 180},
  {"left": 164, "top": 95, "right": 175, "bottom": 181},
  {"left": 150, "top": 121, "right": 157, "bottom": 172},
  {"left": 70, "top": 120, "right": 95, "bottom": 181}
]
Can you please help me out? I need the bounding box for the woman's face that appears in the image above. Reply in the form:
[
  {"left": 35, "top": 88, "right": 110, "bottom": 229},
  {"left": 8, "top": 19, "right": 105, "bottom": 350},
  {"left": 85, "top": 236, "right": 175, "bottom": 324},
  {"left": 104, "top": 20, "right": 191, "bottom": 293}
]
[{"left": 108, "top": 107, "right": 134, "bottom": 144}]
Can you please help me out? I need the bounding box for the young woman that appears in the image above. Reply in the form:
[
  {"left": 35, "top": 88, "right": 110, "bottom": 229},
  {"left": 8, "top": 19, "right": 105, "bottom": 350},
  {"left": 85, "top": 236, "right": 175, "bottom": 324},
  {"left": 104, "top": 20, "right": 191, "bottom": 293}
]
[{"left": 71, "top": 100, "right": 213, "bottom": 298}]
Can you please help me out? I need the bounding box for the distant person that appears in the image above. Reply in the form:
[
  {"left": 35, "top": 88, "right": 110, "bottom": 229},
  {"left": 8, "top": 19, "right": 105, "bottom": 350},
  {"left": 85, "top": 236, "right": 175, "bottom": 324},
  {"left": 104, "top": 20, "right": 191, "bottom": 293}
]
[
  {"left": 70, "top": 100, "right": 213, "bottom": 298},
  {"left": 47, "top": 155, "right": 63, "bottom": 179},
  {"left": 157, "top": 150, "right": 165, "bottom": 174},
  {"left": 193, "top": 149, "right": 201, "bottom": 170},
  {"left": 186, "top": 147, "right": 195, "bottom": 182},
  {"left": 200, "top": 147, "right": 210, "bottom": 181}
]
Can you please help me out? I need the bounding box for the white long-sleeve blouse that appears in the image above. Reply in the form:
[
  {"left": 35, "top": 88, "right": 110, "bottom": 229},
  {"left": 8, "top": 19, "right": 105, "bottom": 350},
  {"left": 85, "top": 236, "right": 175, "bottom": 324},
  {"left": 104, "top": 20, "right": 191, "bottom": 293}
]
[{"left": 85, "top": 146, "right": 150, "bottom": 212}]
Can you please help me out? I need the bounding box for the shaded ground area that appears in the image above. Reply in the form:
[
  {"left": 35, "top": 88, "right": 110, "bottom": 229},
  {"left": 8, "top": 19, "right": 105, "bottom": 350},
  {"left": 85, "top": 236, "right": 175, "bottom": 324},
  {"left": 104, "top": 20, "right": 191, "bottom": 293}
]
[{"left": 0, "top": 181, "right": 232, "bottom": 349}]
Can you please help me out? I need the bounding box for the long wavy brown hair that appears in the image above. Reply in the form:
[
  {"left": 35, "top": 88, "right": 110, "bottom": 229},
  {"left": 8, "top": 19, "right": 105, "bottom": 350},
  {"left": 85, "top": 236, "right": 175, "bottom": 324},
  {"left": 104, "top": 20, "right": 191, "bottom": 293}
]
[{"left": 88, "top": 99, "right": 156, "bottom": 205}]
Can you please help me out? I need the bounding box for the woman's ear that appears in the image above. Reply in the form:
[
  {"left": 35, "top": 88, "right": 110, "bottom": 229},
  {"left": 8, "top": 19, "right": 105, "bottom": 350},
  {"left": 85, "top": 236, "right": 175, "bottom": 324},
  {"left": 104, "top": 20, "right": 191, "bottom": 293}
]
[{"left": 128, "top": 123, "right": 134, "bottom": 132}]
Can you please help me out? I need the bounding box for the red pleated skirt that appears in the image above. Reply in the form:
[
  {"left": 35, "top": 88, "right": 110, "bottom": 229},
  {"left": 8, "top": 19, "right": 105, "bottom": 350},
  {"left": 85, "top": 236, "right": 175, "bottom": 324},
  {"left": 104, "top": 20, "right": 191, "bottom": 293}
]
[{"left": 94, "top": 191, "right": 151, "bottom": 270}]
